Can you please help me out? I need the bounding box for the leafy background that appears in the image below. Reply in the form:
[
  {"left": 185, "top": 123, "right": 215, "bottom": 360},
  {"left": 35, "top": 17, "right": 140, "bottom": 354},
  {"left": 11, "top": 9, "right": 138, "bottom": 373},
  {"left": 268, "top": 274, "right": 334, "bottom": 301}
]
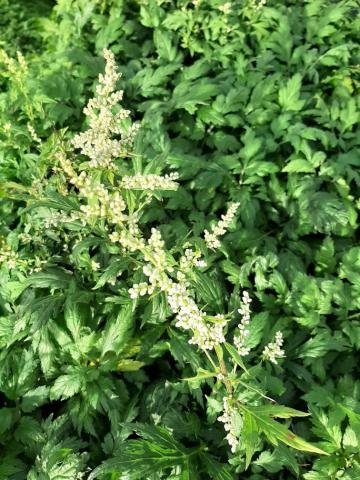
[{"left": 1, "top": 0, "right": 360, "bottom": 478}]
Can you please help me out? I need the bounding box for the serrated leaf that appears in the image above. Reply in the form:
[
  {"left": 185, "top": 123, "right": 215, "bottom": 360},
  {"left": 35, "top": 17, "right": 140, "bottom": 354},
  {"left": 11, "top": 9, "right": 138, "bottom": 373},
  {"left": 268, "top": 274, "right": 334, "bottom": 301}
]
[
  {"left": 21, "top": 386, "right": 49, "bottom": 413},
  {"left": 89, "top": 425, "right": 190, "bottom": 480},
  {"left": 240, "top": 405, "right": 327, "bottom": 455},
  {"left": 27, "top": 191, "right": 79, "bottom": 212},
  {"left": 198, "top": 452, "right": 234, "bottom": 480},
  {"left": 154, "top": 29, "right": 177, "bottom": 61},
  {"left": 278, "top": 74, "right": 305, "bottom": 111},
  {"left": 50, "top": 368, "right": 84, "bottom": 400},
  {"left": 282, "top": 159, "right": 314, "bottom": 173},
  {"left": 23, "top": 268, "right": 73, "bottom": 290},
  {"left": 101, "top": 303, "right": 134, "bottom": 357},
  {"left": 224, "top": 342, "right": 249, "bottom": 373},
  {"left": 242, "top": 410, "right": 259, "bottom": 468}
]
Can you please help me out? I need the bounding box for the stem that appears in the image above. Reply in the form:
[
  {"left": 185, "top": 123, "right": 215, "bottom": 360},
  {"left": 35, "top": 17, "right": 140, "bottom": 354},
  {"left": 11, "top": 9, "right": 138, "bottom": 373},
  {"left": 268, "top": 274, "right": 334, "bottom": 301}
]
[
  {"left": 215, "top": 345, "right": 233, "bottom": 395},
  {"left": 204, "top": 350, "right": 217, "bottom": 371}
]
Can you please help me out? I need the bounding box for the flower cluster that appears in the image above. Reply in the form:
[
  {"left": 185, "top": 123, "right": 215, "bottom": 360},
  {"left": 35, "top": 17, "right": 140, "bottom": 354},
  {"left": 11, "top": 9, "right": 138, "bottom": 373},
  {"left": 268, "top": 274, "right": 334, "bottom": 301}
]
[
  {"left": 217, "top": 396, "right": 240, "bottom": 453},
  {"left": 121, "top": 173, "right": 179, "bottom": 191},
  {"left": 262, "top": 331, "right": 285, "bottom": 364},
  {"left": 204, "top": 202, "right": 240, "bottom": 250},
  {"left": 0, "top": 243, "right": 19, "bottom": 270},
  {"left": 27, "top": 123, "right": 41, "bottom": 145},
  {"left": 179, "top": 248, "right": 207, "bottom": 272},
  {"left": 0, "top": 49, "right": 27, "bottom": 81},
  {"left": 251, "top": 0, "right": 267, "bottom": 9},
  {"left": 233, "top": 291, "right": 252, "bottom": 356},
  {"left": 0, "top": 243, "right": 47, "bottom": 273},
  {"left": 129, "top": 229, "right": 227, "bottom": 350},
  {"left": 56, "top": 152, "right": 131, "bottom": 228},
  {"left": 71, "top": 49, "right": 139, "bottom": 169},
  {"left": 109, "top": 215, "right": 143, "bottom": 248},
  {"left": 218, "top": 2, "right": 232, "bottom": 14},
  {"left": 43, "top": 211, "right": 75, "bottom": 229}
]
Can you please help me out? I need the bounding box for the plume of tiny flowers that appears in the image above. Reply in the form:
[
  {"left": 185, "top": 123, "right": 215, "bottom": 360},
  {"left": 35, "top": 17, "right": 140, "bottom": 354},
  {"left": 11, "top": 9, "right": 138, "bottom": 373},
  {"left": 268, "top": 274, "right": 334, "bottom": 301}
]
[
  {"left": 71, "top": 49, "right": 139, "bottom": 169},
  {"left": 262, "top": 331, "right": 285, "bottom": 364},
  {"left": 218, "top": 2, "right": 232, "bottom": 14},
  {"left": 179, "top": 248, "right": 207, "bottom": 272},
  {"left": 27, "top": 123, "right": 41, "bottom": 145},
  {"left": 204, "top": 202, "right": 240, "bottom": 250},
  {"left": 217, "top": 396, "right": 240, "bottom": 453},
  {"left": 121, "top": 173, "right": 179, "bottom": 191},
  {"left": 233, "top": 291, "right": 252, "bottom": 356},
  {"left": 250, "top": 0, "right": 266, "bottom": 10},
  {"left": 128, "top": 229, "right": 227, "bottom": 350},
  {"left": 0, "top": 244, "right": 19, "bottom": 270}
]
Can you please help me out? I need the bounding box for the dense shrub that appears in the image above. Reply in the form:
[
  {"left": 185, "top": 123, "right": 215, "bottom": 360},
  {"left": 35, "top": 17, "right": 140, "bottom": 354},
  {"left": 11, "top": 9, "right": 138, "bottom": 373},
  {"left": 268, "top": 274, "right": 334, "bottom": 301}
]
[{"left": 1, "top": 0, "right": 360, "bottom": 478}]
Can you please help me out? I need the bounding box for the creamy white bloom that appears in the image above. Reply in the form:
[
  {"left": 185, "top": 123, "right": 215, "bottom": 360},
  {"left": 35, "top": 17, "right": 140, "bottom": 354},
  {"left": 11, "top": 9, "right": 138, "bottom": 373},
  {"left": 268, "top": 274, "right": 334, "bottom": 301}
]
[
  {"left": 91, "top": 260, "right": 100, "bottom": 271},
  {"left": 27, "top": 123, "right": 41, "bottom": 144},
  {"left": 0, "top": 244, "right": 19, "bottom": 270},
  {"left": 233, "top": 290, "right": 252, "bottom": 356},
  {"left": 121, "top": 173, "right": 179, "bottom": 191},
  {"left": 217, "top": 396, "right": 240, "bottom": 453},
  {"left": 179, "top": 248, "right": 207, "bottom": 272},
  {"left": 128, "top": 230, "right": 227, "bottom": 350},
  {"left": 71, "top": 49, "right": 139, "bottom": 169},
  {"left": 262, "top": 331, "right": 285, "bottom": 364},
  {"left": 218, "top": 2, "right": 232, "bottom": 13},
  {"left": 204, "top": 202, "right": 240, "bottom": 250},
  {"left": 129, "top": 282, "right": 153, "bottom": 299},
  {"left": 251, "top": 0, "right": 267, "bottom": 9}
]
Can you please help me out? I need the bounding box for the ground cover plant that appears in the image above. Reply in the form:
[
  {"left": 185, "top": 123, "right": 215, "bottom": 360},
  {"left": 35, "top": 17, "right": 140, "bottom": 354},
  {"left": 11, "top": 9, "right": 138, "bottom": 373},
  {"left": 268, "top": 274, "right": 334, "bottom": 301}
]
[{"left": 1, "top": 0, "right": 360, "bottom": 478}]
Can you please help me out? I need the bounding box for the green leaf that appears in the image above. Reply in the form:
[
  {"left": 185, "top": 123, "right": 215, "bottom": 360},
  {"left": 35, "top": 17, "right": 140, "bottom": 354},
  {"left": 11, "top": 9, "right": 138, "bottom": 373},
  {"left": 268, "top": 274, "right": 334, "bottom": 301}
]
[
  {"left": 23, "top": 268, "right": 73, "bottom": 290},
  {"left": 101, "top": 303, "right": 134, "bottom": 357},
  {"left": 89, "top": 425, "right": 190, "bottom": 479},
  {"left": 64, "top": 300, "right": 84, "bottom": 340},
  {"left": 282, "top": 159, "right": 314, "bottom": 173},
  {"left": 297, "top": 330, "right": 348, "bottom": 358},
  {"left": 249, "top": 405, "right": 310, "bottom": 419},
  {"left": 27, "top": 191, "right": 79, "bottom": 212},
  {"left": 50, "top": 367, "right": 84, "bottom": 400},
  {"left": 183, "top": 368, "right": 217, "bottom": 386},
  {"left": 173, "top": 81, "right": 219, "bottom": 114},
  {"left": 192, "top": 272, "right": 225, "bottom": 310},
  {"left": 93, "top": 258, "right": 130, "bottom": 290},
  {"left": 154, "top": 29, "right": 177, "bottom": 61},
  {"left": 21, "top": 386, "right": 49, "bottom": 413},
  {"left": 240, "top": 405, "right": 327, "bottom": 455},
  {"left": 224, "top": 342, "right": 249, "bottom": 373},
  {"left": 242, "top": 410, "right": 259, "bottom": 468},
  {"left": 0, "top": 408, "right": 14, "bottom": 435},
  {"left": 240, "top": 129, "right": 262, "bottom": 162},
  {"left": 198, "top": 452, "right": 234, "bottom": 480},
  {"left": 278, "top": 74, "right": 305, "bottom": 111}
]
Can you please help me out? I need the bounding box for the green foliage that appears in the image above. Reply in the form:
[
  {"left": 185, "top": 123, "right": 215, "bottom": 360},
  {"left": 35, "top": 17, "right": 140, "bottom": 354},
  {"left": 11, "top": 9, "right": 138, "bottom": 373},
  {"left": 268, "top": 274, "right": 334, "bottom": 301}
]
[{"left": 1, "top": 0, "right": 360, "bottom": 478}]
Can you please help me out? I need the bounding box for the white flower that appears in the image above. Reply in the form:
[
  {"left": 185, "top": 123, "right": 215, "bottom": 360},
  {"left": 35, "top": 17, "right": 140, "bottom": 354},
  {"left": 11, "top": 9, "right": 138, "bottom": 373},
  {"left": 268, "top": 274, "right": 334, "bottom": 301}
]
[
  {"left": 217, "top": 396, "right": 240, "bottom": 453},
  {"left": 179, "top": 248, "right": 206, "bottom": 272},
  {"left": 233, "top": 291, "right": 252, "bottom": 356},
  {"left": 121, "top": 173, "right": 179, "bottom": 191},
  {"left": 129, "top": 282, "right": 151, "bottom": 299},
  {"left": 218, "top": 2, "right": 232, "bottom": 14},
  {"left": 71, "top": 49, "right": 139, "bottom": 170},
  {"left": 128, "top": 230, "right": 227, "bottom": 350},
  {"left": 204, "top": 202, "right": 240, "bottom": 250},
  {"left": 251, "top": 0, "right": 267, "bottom": 10},
  {"left": 27, "top": 123, "right": 41, "bottom": 144},
  {"left": 262, "top": 331, "right": 285, "bottom": 364},
  {"left": 91, "top": 260, "right": 100, "bottom": 271}
]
